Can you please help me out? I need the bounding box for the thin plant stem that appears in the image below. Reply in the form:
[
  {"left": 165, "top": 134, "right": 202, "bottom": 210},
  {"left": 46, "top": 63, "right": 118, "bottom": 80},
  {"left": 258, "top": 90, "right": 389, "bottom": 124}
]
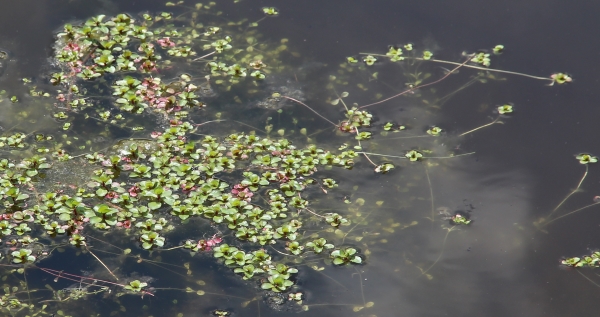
[
  {"left": 357, "top": 152, "right": 406, "bottom": 159},
  {"left": 281, "top": 96, "right": 338, "bottom": 127},
  {"left": 91, "top": 248, "right": 187, "bottom": 269},
  {"left": 336, "top": 92, "right": 350, "bottom": 112},
  {"left": 303, "top": 208, "right": 327, "bottom": 219},
  {"left": 423, "top": 152, "right": 476, "bottom": 159},
  {"left": 361, "top": 152, "right": 377, "bottom": 166},
  {"left": 160, "top": 245, "right": 185, "bottom": 251},
  {"left": 3, "top": 123, "right": 20, "bottom": 134},
  {"left": 306, "top": 303, "right": 355, "bottom": 307},
  {"left": 193, "top": 119, "right": 225, "bottom": 126},
  {"left": 152, "top": 288, "right": 250, "bottom": 300},
  {"left": 342, "top": 209, "right": 374, "bottom": 244},
  {"left": 379, "top": 134, "right": 432, "bottom": 140},
  {"left": 192, "top": 119, "right": 267, "bottom": 134},
  {"left": 311, "top": 269, "right": 348, "bottom": 290},
  {"left": 541, "top": 202, "right": 600, "bottom": 227},
  {"left": 307, "top": 127, "right": 329, "bottom": 137},
  {"left": 419, "top": 226, "right": 455, "bottom": 277},
  {"left": 359, "top": 54, "right": 474, "bottom": 109},
  {"left": 434, "top": 74, "right": 478, "bottom": 104},
  {"left": 355, "top": 126, "right": 377, "bottom": 167},
  {"left": 357, "top": 151, "right": 475, "bottom": 159},
  {"left": 84, "top": 234, "right": 125, "bottom": 252},
  {"left": 192, "top": 51, "right": 216, "bottom": 61},
  {"left": 353, "top": 267, "right": 366, "bottom": 306},
  {"left": 246, "top": 17, "right": 266, "bottom": 30},
  {"left": 231, "top": 120, "right": 268, "bottom": 134},
  {"left": 39, "top": 267, "right": 154, "bottom": 296},
  {"left": 23, "top": 270, "right": 32, "bottom": 306},
  {"left": 459, "top": 116, "right": 501, "bottom": 137},
  {"left": 547, "top": 164, "right": 588, "bottom": 218},
  {"left": 269, "top": 246, "right": 295, "bottom": 257},
  {"left": 576, "top": 269, "right": 600, "bottom": 288},
  {"left": 69, "top": 146, "right": 111, "bottom": 159},
  {"left": 84, "top": 243, "right": 118, "bottom": 281},
  {"left": 425, "top": 164, "right": 435, "bottom": 225},
  {"left": 358, "top": 53, "right": 552, "bottom": 81},
  {"left": 142, "top": 259, "right": 190, "bottom": 279}
]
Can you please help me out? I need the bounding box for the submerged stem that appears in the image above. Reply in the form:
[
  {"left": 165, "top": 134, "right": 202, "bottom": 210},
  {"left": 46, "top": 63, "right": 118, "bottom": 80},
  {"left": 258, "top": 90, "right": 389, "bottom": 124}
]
[
  {"left": 358, "top": 53, "right": 552, "bottom": 81},
  {"left": 303, "top": 208, "right": 327, "bottom": 219},
  {"left": 357, "top": 152, "right": 406, "bottom": 159},
  {"left": 419, "top": 226, "right": 455, "bottom": 277},
  {"left": 354, "top": 127, "right": 377, "bottom": 167},
  {"left": 353, "top": 267, "right": 367, "bottom": 306},
  {"left": 359, "top": 54, "right": 474, "bottom": 109},
  {"left": 548, "top": 164, "right": 588, "bottom": 218},
  {"left": 356, "top": 151, "right": 475, "bottom": 159},
  {"left": 425, "top": 165, "right": 435, "bottom": 225},
  {"left": 23, "top": 270, "right": 32, "bottom": 306},
  {"left": 269, "top": 246, "right": 295, "bottom": 257},
  {"left": 192, "top": 51, "right": 216, "bottom": 61},
  {"left": 576, "top": 269, "right": 600, "bottom": 288},
  {"left": 342, "top": 209, "right": 374, "bottom": 244},
  {"left": 85, "top": 243, "right": 118, "bottom": 281},
  {"left": 281, "top": 96, "right": 338, "bottom": 127},
  {"left": 423, "top": 152, "right": 476, "bottom": 159},
  {"left": 541, "top": 201, "right": 600, "bottom": 227},
  {"left": 459, "top": 116, "right": 501, "bottom": 137}
]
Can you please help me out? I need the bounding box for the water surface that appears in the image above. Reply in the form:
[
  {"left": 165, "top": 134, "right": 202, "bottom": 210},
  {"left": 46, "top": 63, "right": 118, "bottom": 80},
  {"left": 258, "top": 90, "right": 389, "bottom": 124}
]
[{"left": 1, "top": 1, "right": 599, "bottom": 316}]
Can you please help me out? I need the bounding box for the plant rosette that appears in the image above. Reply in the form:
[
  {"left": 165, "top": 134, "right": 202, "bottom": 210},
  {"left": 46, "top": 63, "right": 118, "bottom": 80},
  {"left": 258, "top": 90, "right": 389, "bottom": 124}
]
[{"left": 330, "top": 247, "right": 362, "bottom": 265}]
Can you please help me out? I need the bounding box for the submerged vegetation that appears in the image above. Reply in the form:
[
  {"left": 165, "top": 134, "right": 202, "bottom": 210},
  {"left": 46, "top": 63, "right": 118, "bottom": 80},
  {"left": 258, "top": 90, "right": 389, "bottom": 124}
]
[{"left": 0, "top": 1, "right": 576, "bottom": 316}]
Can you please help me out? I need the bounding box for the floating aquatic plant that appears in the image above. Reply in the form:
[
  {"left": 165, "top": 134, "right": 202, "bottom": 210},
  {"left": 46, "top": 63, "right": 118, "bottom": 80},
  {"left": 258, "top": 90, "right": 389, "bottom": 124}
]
[
  {"left": 471, "top": 52, "right": 491, "bottom": 67},
  {"left": 405, "top": 150, "right": 424, "bottom": 161},
  {"left": 497, "top": 104, "right": 513, "bottom": 114},
  {"left": 450, "top": 213, "right": 471, "bottom": 225},
  {"left": 493, "top": 45, "right": 504, "bottom": 54},
  {"left": 330, "top": 247, "right": 362, "bottom": 265},
  {"left": 262, "top": 7, "right": 279, "bottom": 16},
  {"left": 0, "top": 1, "right": 576, "bottom": 316},
  {"left": 422, "top": 50, "right": 433, "bottom": 60},
  {"left": 363, "top": 55, "right": 377, "bottom": 66},
  {"left": 124, "top": 280, "right": 148, "bottom": 292},
  {"left": 561, "top": 251, "right": 600, "bottom": 268},
  {"left": 576, "top": 153, "right": 597, "bottom": 164},
  {"left": 426, "top": 126, "right": 443, "bottom": 136},
  {"left": 551, "top": 72, "right": 572, "bottom": 84}
]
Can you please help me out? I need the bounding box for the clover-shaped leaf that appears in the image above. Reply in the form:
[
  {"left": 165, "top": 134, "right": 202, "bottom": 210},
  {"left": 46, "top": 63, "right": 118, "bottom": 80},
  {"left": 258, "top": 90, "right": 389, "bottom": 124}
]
[
  {"left": 374, "top": 163, "right": 395, "bottom": 174},
  {"left": 551, "top": 73, "right": 572, "bottom": 84},
  {"left": 493, "top": 45, "right": 504, "bottom": 54},
  {"left": 330, "top": 247, "right": 362, "bottom": 265},
  {"left": 422, "top": 50, "right": 433, "bottom": 60},
  {"left": 497, "top": 104, "right": 513, "bottom": 114},
  {"left": 405, "top": 150, "right": 423, "bottom": 162},
  {"left": 426, "top": 126, "right": 442, "bottom": 136},
  {"left": 576, "top": 153, "right": 597, "bottom": 164},
  {"left": 262, "top": 7, "right": 279, "bottom": 16},
  {"left": 363, "top": 55, "right": 377, "bottom": 66},
  {"left": 124, "top": 280, "right": 148, "bottom": 292}
]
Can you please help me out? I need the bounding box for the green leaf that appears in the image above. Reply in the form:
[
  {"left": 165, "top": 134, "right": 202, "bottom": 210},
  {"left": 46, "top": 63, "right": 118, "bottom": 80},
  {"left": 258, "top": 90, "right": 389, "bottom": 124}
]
[
  {"left": 148, "top": 202, "right": 162, "bottom": 210},
  {"left": 26, "top": 170, "right": 38, "bottom": 177},
  {"left": 96, "top": 188, "right": 108, "bottom": 197}
]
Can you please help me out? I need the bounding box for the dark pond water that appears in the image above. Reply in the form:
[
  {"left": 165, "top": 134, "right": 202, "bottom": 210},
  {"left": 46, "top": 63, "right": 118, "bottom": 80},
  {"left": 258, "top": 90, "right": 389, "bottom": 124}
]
[{"left": 1, "top": 0, "right": 600, "bottom": 316}]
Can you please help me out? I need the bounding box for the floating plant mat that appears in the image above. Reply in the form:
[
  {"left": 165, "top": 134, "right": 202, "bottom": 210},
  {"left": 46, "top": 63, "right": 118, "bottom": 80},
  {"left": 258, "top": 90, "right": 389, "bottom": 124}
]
[{"left": 0, "top": 2, "right": 574, "bottom": 317}]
